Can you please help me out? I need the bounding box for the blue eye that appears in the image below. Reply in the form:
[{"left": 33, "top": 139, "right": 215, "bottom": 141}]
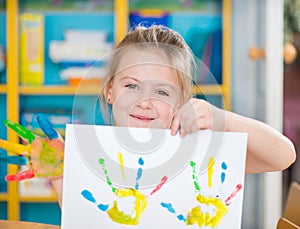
[
  {"left": 125, "top": 84, "right": 139, "bottom": 90},
  {"left": 156, "top": 90, "right": 169, "bottom": 96}
]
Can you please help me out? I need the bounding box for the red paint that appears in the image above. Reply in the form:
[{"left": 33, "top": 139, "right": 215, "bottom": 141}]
[
  {"left": 225, "top": 183, "right": 242, "bottom": 205},
  {"left": 150, "top": 176, "right": 168, "bottom": 195},
  {"left": 5, "top": 169, "right": 35, "bottom": 181}
]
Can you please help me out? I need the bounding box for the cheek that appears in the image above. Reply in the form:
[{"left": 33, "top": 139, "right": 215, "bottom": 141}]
[
  {"left": 112, "top": 88, "right": 138, "bottom": 106},
  {"left": 111, "top": 95, "right": 136, "bottom": 126},
  {"left": 156, "top": 102, "right": 175, "bottom": 124},
  {"left": 113, "top": 93, "right": 136, "bottom": 111}
]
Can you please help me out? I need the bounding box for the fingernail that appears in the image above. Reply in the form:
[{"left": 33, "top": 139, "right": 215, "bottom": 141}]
[
  {"left": 5, "top": 170, "right": 35, "bottom": 182},
  {"left": 180, "top": 130, "right": 185, "bottom": 138},
  {"left": 37, "top": 114, "right": 58, "bottom": 139},
  {"left": 4, "top": 120, "right": 36, "bottom": 143}
]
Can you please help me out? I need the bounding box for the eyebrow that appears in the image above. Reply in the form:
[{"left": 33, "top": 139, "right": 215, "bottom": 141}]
[
  {"left": 120, "top": 76, "right": 178, "bottom": 92},
  {"left": 119, "top": 76, "right": 139, "bottom": 82}
]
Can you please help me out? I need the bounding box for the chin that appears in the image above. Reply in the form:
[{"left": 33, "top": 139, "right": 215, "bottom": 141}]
[
  {"left": 128, "top": 122, "right": 152, "bottom": 129},
  {"left": 136, "top": 122, "right": 168, "bottom": 129}
]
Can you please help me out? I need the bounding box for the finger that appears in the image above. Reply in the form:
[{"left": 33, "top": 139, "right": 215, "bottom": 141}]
[
  {"left": 170, "top": 108, "right": 189, "bottom": 138},
  {"left": 0, "top": 155, "right": 28, "bottom": 165},
  {"left": 177, "top": 107, "right": 195, "bottom": 136},
  {"left": 0, "top": 139, "right": 29, "bottom": 155},
  {"left": 5, "top": 169, "right": 35, "bottom": 182},
  {"left": 179, "top": 117, "right": 194, "bottom": 135},
  {"left": 4, "top": 120, "right": 36, "bottom": 143},
  {"left": 178, "top": 99, "right": 208, "bottom": 134},
  {"left": 180, "top": 129, "right": 187, "bottom": 138},
  {"left": 36, "top": 114, "right": 59, "bottom": 140},
  {"left": 190, "top": 117, "right": 211, "bottom": 133},
  {"left": 170, "top": 112, "right": 180, "bottom": 135}
]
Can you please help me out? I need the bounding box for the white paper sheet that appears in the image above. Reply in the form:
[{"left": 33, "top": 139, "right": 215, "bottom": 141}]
[{"left": 61, "top": 124, "right": 247, "bottom": 229}]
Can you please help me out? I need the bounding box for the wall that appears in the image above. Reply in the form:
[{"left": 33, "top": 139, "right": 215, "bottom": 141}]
[{"left": 231, "top": 0, "right": 266, "bottom": 228}]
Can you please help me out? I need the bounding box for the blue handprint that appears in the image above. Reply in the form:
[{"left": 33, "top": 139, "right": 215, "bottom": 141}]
[
  {"left": 81, "top": 155, "right": 168, "bottom": 225},
  {"left": 160, "top": 157, "right": 242, "bottom": 227}
]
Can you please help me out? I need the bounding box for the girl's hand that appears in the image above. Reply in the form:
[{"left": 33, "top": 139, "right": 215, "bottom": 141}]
[
  {"left": 170, "top": 98, "right": 226, "bottom": 137},
  {"left": 0, "top": 114, "right": 64, "bottom": 181}
]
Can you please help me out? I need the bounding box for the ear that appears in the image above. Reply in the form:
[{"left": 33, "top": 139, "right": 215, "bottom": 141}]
[{"left": 103, "top": 80, "right": 113, "bottom": 103}]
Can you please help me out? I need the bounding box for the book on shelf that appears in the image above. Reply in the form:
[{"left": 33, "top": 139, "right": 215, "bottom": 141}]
[
  {"left": 49, "top": 29, "right": 112, "bottom": 85},
  {"left": 19, "top": 13, "right": 44, "bottom": 86}
]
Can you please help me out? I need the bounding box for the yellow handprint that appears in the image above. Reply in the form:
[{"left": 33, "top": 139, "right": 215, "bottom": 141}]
[
  {"left": 81, "top": 155, "right": 242, "bottom": 227},
  {"left": 81, "top": 155, "right": 168, "bottom": 225},
  {"left": 161, "top": 158, "right": 242, "bottom": 227}
]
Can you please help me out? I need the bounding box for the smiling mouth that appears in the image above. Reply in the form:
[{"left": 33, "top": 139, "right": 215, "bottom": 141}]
[{"left": 130, "top": 114, "right": 155, "bottom": 122}]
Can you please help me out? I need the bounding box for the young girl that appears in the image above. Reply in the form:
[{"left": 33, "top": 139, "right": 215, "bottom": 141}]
[{"left": 0, "top": 25, "right": 296, "bottom": 208}]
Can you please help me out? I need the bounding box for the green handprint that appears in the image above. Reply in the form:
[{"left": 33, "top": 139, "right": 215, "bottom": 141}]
[
  {"left": 81, "top": 156, "right": 167, "bottom": 225},
  {"left": 161, "top": 158, "right": 242, "bottom": 227}
]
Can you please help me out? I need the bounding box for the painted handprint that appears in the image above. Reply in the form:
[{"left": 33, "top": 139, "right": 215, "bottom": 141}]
[
  {"left": 81, "top": 154, "right": 168, "bottom": 225},
  {"left": 0, "top": 114, "right": 64, "bottom": 181},
  {"left": 81, "top": 153, "right": 242, "bottom": 227},
  {"left": 161, "top": 157, "right": 242, "bottom": 227}
]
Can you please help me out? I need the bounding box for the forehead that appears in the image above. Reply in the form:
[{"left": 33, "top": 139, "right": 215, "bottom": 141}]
[
  {"left": 116, "top": 47, "right": 171, "bottom": 71},
  {"left": 115, "top": 48, "right": 180, "bottom": 85}
]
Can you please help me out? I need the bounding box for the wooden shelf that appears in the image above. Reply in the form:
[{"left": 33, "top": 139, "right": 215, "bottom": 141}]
[
  {"left": 19, "top": 85, "right": 102, "bottom": 95},
  {"left": 0, "top": 193, "right": 8, "bottom": 201},
  {"left": 18, "top": 84, "right": 225, "bottom": 96},
  {"left": 0, "top": 84, "right": 7, "bottom": 94},
  {"left": 2, "top": 0, "right": 231, "bottom": 222},
  {"left": 19, "top": 195, "right": 58, "bottom": 203},
  {"left": 193, "top": 84, "right": 227, "bottom": 95}
]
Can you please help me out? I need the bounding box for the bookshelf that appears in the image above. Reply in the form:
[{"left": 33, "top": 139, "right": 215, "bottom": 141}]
[
  {"left": 19, "top": 85, "right": 102, "bottom": 95},
  {"left": 1, "top": 0, "right": 231, "bottom": 224},
  {"left": 0, "top": 84, "right": 6, "bottom": 93},
  {"left": 0, "top": 193, "right": 7, "bottom": 201}
]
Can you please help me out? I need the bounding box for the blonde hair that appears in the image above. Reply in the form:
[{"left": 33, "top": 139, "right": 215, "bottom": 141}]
[{"left": 100, "top": 25, "right": 195, "bottom": 124}]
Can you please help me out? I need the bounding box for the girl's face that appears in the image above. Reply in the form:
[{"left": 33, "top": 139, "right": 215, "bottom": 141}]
[{"left": 106, "top": 48, "right": 182, "bottom": 129}]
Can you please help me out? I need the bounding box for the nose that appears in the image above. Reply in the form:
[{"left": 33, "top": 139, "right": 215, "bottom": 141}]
[{"left": 136, "top": 98, "right": 153, "bottom": 109}]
